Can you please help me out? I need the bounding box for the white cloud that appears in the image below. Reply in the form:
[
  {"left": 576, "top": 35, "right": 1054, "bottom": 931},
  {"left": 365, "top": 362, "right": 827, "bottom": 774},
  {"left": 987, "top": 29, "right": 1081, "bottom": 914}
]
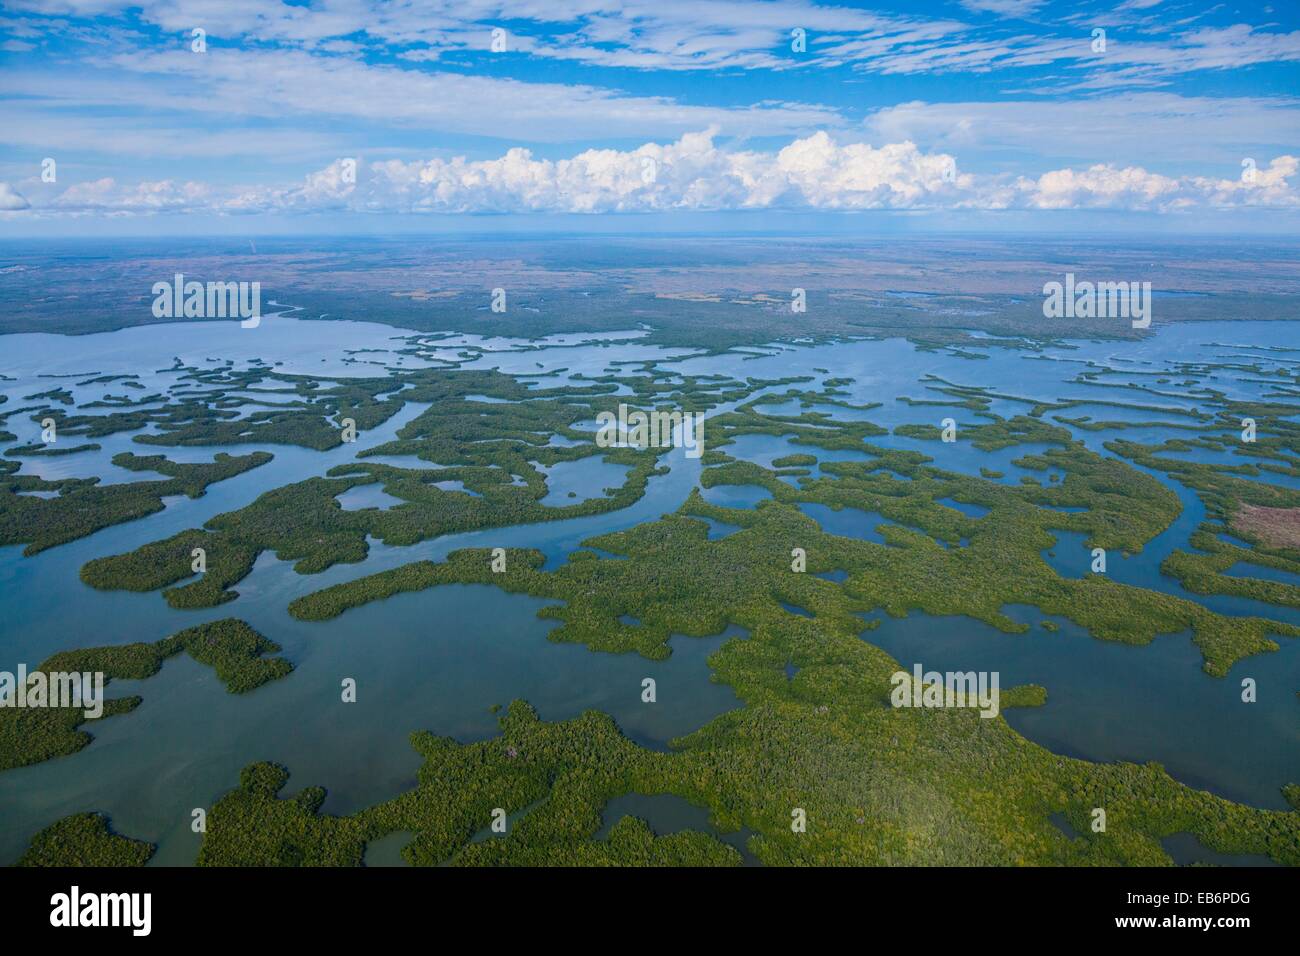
[
  {"left": 5, "top": 0, "right": 966, "bottom": 72},
  {"left": 0, "top": 182, "right": 32, "bottom": 211},
  {"left": 49, "top": 177, "right": 213, "bottom": 214},
  {"left": 20, "top": 131, "right": 1297, "bottom": 218},
  {"left": 845, "top": 21, "right": 1300, "bottom": 84},
  {"left": 8, "top": 0, "right": 1300, "bottom": 91},
  {"left": 325, "top": 129, "right": 970, "bottom": 214},
  {"left": 1014, "top": 156, "right": 1300, "bottom": 210},
  {"left": 1188, "top": 156, "right": 1300, "bottom": 207},
  {"left": 957, "top": 0, "right": 1045, "bottom": 16},
  {"left": 1016, "top": 164, "right": 1183, "bottom": 209},
  {"left": 9, "top": 47, "right": 840, "bottom": 142},
  {"left": 864, "top": 94, "right": 1300, "bottom": 167}
]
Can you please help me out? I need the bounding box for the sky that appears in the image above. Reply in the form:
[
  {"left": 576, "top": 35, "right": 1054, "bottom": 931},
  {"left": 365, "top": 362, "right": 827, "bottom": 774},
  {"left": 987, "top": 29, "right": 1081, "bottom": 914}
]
[{"left": 1, "top": 0, "right": 1298, "bottom": 235}]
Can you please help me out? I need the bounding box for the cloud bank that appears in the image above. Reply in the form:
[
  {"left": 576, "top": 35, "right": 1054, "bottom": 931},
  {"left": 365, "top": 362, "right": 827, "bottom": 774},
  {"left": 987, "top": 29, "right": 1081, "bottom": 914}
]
[{"left": 8, "top": 131, "right": 1297, "bottom": 219}]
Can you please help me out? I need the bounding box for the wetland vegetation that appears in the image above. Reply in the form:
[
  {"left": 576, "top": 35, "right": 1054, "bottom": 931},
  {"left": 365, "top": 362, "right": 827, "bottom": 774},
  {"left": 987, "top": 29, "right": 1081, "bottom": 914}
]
[
  {"left": 5, "top": 306, "right": 1300, "bottom": 868},
  {"left": 1, "top": 619, "right": 289, "bottom": 771}
]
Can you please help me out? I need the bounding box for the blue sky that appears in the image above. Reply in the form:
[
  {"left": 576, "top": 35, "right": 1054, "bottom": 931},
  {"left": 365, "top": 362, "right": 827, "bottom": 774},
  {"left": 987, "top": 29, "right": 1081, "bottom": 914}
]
[{"left": 1, "top": 0, "right": 1298, "bottom": 234}]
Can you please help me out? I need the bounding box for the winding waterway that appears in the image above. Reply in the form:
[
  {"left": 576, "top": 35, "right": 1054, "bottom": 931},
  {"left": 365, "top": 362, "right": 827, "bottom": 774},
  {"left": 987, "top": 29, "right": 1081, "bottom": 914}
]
[{"left": 2, "top": 315, "right": 1297, "bottom": 864}]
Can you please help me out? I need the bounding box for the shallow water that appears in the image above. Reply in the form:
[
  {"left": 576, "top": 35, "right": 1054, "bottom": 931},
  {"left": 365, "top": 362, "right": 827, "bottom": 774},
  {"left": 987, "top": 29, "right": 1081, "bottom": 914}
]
[
  {"left": 0, "top": 585, "right": 745, "bottom": 865},
  {"left": 595, "top": 792, "right": 760, "bottom": 865},
  {"left": 535, "top": 456, "right": 632, "bottom": 505},
  {"left": 863, "top": 607, "right": 1300, "bottom": 810},
  {"left": 796, "top": 503, "right": 891, "bottom": 544},
  {"left": 3, "top": 316, "right": 1299, "bottom": 863}
]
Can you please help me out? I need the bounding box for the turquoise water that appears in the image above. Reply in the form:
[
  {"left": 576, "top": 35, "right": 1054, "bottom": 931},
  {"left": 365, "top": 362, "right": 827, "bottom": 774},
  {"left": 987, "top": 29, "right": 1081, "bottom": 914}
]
[{"left": 2, "top": 316, "right": 1299, "bottom": 863}]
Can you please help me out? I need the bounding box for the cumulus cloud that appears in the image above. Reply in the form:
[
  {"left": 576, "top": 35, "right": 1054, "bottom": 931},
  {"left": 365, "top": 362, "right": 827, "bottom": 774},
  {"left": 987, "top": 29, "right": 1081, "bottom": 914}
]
[
  {"left": 278, "top": 130, "right": 972, "bottom": 215},
  {"left": 49, "top": 177, "right": 213, "bottom": 214},
  {"left": 1013, "top": 156, "right": 1300, "bottom": 210},
  {"left": 1016, "top": 165, "right": 1183, "bottom": 210},
  {"left": 1188, "top": 156, "right": 1300, "bottom": 208},
  {"left": 19, "top": 133, "right": 1300, "bottom": 218},
  {"left": 0, "top": 182, "right": 32, "bottom": 211}
]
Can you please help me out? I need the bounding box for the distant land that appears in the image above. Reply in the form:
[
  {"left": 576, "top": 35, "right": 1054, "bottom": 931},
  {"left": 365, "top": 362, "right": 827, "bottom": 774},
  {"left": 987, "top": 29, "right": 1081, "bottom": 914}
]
[{"left": 1, "top": 236, "right": 1296, "bottom": 348}]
